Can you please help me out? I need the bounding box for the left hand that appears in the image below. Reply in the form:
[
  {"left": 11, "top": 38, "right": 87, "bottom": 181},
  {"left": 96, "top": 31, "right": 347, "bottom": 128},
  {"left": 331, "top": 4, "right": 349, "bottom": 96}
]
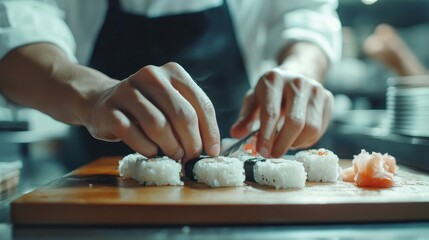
[{"left": 230, "top": 67, "right": 333, "bottom": 158}]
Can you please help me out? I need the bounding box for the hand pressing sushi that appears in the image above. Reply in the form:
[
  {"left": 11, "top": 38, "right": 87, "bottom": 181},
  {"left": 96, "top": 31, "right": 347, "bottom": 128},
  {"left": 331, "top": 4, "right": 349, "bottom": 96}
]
[
  {"left": 230, "top": 69, "right": 333, "bottom": 158},
  {"left": 84, "top": 62, "right": 221, "bottom": 161},
  {"left": 0, "top": 44, "right": 220, "bottom": 162},
  {"left": 231, "top": 42, "right": 333, "bottom": 158},
  {"left": 231, "top": 71, "right": 333, "bottom": 157}
]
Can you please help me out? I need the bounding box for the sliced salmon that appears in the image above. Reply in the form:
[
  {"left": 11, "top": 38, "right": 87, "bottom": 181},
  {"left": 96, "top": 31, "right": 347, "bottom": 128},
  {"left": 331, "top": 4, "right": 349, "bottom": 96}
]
[{"left": 342, "top": 150, "right": 398, "bottom": 188}]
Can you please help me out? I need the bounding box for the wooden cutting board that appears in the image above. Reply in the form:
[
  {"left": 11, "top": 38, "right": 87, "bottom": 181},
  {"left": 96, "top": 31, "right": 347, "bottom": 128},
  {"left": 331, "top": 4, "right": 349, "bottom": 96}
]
[{"left": 11, "top": 157, "right": 429, "bottom": 225}]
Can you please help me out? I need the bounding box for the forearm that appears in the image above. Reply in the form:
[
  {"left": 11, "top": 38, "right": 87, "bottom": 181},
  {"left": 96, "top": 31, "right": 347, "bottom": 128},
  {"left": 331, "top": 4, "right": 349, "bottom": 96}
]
[
  {"left": 277, "top": 41, "right": 329, "bottom": 83},
  {"left": 391, "top": 46, "right": 428, "bottom": 76},
  {"left": 0, "top": 43, "right": 117, "bottom": 125}
]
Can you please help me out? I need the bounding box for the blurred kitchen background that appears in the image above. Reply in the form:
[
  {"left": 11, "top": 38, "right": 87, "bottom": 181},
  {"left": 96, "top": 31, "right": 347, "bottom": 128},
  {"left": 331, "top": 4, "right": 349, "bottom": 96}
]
[
  {"left": 1, "top": 0, "right": 429, "bottom": 197},
  {"left": 318, "top": 0, "right": 429, "bottom": 172}
]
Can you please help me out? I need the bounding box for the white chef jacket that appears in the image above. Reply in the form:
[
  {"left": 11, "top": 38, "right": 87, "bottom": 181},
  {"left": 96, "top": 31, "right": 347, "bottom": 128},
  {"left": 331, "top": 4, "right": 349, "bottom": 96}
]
[{"left": 0, "top": 0, "right": 341, "bottom": 85}]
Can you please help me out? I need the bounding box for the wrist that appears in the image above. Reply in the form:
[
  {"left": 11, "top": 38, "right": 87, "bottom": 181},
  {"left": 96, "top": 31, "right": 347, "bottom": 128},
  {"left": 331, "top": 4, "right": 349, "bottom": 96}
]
[
  {"left": 51, "top": 62, "right": 119, "bottom": 126},
  {"left": 277, "top": 42, "right": 329, "bottom": 82}
]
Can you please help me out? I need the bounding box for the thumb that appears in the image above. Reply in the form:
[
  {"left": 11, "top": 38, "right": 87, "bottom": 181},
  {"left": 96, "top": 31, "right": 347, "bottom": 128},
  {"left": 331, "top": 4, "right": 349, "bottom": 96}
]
[{"left": 230, "top": 91, "right": 259, "bottom": 138}]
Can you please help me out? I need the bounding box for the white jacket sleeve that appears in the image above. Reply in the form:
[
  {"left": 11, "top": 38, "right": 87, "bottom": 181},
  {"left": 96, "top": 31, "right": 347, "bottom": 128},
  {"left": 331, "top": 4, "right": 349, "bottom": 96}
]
[
  {"left": 264, "top": 0, "right": 341, "bottom": 63},
  {"left": 0, "top": 0, "right": 77, "bottom": 62}
]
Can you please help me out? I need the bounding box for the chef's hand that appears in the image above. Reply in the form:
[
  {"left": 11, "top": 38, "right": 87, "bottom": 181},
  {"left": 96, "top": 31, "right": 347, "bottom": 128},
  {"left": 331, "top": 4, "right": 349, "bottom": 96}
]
[
  {"left": 230, "top": 67, "right": 333, "bottom": 158},
  {"left": 83, "top": 62, "right": 220, "bottom": 162}
]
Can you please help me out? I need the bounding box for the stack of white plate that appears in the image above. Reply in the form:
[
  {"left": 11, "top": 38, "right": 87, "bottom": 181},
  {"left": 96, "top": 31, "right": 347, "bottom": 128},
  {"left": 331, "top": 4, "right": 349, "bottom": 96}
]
[{"left": 386, "top": 76, "right": 429, "bottom": 138}]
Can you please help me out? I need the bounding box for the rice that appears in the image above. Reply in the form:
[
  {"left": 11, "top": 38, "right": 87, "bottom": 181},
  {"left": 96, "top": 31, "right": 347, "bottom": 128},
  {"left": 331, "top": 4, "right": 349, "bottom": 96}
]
[
  {"left": 295, "top": 148, "right": 340, "bottom": 183},
  {"left": 118, "top": 153, "right": 183, "bottom": 186},
  {"left": 252, "top": 158, "right": 306, "bottom": 189},
  {"left": 191, "top": 156, "right": 245, "bottom": 187},
  {"left": 118, "top": 153, "right": 146, "bottom": 178}
]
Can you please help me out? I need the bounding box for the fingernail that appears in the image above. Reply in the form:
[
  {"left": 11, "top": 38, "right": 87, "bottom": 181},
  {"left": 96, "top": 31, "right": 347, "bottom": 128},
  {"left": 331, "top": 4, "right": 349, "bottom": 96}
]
[
  {"left": 173, "top": 148, "right": 184, "bottom": 160},
  {"left": 259, "top": 146, "right": 270, "bottom": 158},
  {"left": 208, "top": 143, "right": 220, "bottom": 156}
]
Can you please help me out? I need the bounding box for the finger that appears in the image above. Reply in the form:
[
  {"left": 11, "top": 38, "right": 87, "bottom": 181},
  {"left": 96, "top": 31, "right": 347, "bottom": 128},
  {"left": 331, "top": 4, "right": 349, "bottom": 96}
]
[
  {"left": 271, "top": 79, "right": 309, "bottom": 157},
  {"left": 321, "top": 89, "right": 334, "bottom": 135},
  {"left": 292, "top": 86, "right": 325, "bottom": 147},
  {"left": 230, "top": 90, "right": 259, "bottom": 139},
  {"left": 110, "top": 109, "right": 158, "bottom": 157},
  {"left": 131, "top": 65, "right": 203, "bottom": 161},
  {"left": 167, "top": 96, "right": 202, "bottom": 161},
  {"left": 164, "top": 62, "right": 220, "bottom": 157},
  {"left": 297, "top": 89, "right": 334, "bottom": 148},
  {"left": 255, "top": 71, "right": 284, "bottom": 158},
  {"left": 123, "top": 87, "right": 184, "bottom": 160}
]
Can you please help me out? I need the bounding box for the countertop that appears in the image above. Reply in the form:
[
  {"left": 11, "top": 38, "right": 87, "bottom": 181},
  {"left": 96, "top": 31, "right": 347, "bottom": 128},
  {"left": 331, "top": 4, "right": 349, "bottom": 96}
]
[
  {"left": 2, "top": 111, "right": 429, "bottom": 239},
  {"left": 2, "top": 160, "right": 429, "bottom": 240}
]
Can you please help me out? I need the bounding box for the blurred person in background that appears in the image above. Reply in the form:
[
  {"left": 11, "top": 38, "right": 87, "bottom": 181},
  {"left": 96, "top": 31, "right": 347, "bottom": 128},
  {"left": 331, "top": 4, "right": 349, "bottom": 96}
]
[
  {"left": 364, "top": 24, "right": 428, "bottom": 76},
  {"left": 0, "top": 0, "right": 340, "bottom": 166}
]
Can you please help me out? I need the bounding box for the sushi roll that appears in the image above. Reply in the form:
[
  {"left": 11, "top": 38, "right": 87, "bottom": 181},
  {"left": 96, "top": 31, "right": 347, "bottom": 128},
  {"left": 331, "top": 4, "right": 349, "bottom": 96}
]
[
  {"left": 119, "top": 153, "right": 183, "bottom": 186},
  {"left": 230, "top": 142, "right": 306, "bottom": 189},
  {"left": 244, "top": 158, "right": 306, "bottom": 189},
  {"left": 243, "top": 157, "right": 266, "bottom": 181},
  {"left": 118, "top": 153, "right": 146, "bottom": 179},
  {"left": 295, "top": 148, "right": 340, "bottom": 183},
  {"left": 185, "top": 156, "right": 245, "bottom": 187}
]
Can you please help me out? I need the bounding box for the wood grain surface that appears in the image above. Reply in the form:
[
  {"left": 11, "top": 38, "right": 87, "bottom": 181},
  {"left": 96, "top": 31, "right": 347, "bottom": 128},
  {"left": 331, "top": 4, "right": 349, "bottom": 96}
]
[{"left": 11, "top": 157, "right": 429, "bottom": 225}]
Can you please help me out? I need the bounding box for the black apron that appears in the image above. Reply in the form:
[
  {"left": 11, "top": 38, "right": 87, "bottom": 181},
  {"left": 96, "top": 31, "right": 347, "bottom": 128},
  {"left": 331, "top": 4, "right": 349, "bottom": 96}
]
[{"left": 79, "top": 0, "right": 250, "bottom": 162}]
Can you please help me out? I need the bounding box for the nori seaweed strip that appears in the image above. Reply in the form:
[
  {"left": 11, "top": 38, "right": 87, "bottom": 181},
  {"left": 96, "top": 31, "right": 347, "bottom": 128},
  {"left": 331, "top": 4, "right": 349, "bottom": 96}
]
[
  {"left": 244, "top": 158, "right": 265, "bottom": 181},
  {"left": 184, "top": 156, "right": 210, "bottom": 181}
]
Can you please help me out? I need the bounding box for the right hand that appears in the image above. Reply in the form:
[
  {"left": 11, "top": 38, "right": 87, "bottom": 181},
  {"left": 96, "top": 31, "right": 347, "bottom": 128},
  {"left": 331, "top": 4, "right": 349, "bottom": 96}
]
[
  {"left": 82, "top": 62, "right": 220, "bottom": 162},
  {"left": 230, "top": 68, "right": 333, "bottom": 157}
]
